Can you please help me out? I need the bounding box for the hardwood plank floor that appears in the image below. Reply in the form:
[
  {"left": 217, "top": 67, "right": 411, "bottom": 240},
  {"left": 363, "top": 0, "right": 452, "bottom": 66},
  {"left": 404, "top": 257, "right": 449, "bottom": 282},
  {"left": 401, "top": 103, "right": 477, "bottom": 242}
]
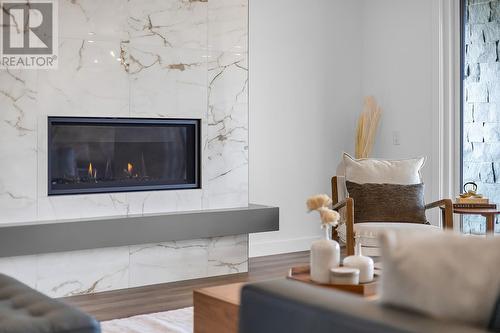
[{"left": 62, "top": 251, "right": 310, "bottom": 321}]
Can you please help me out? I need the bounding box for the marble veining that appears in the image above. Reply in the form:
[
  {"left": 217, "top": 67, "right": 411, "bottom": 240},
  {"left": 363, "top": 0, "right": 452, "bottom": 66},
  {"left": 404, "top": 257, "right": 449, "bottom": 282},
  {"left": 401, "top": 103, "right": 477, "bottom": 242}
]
[
  {"left": 0, "top": 0, "right": 248, "bottom": 296},
  {"left": 0, "top": 0, "right": 247, "bottom": 223},
  {"left": 0, "top": 234, "right": 248, "bottom": 297},
  {"left": 207, "top": 235, "right": 248, "bottom": 275},
  {"left": 202, "top": 0, "right": 249, "bottom": 209},
  {"left": 0, "top": 69, "right": 38, "bottom": 224},
  {"left": 36, "top": 247, "right": 130, "bottom": 297}
]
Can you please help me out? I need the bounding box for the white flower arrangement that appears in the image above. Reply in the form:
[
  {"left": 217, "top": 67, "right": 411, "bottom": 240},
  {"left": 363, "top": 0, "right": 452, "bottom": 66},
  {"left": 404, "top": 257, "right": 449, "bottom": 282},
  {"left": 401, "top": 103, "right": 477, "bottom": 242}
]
[{"left": 306, "top": 194, "right": 340, "bottom": 230}]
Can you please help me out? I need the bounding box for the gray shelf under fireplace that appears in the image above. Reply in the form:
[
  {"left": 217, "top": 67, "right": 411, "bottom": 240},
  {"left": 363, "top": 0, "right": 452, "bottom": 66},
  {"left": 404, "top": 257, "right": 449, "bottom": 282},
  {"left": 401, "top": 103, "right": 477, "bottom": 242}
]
[{"left": 0, "top": 204, "right": 279, "bottom": 258}]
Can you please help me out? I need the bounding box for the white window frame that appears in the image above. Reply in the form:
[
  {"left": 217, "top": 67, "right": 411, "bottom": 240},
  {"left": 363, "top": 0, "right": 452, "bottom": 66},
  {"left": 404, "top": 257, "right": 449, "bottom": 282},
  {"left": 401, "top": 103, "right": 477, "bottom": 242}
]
[{"left": 432, "top": 0, "right": 462, "bottom": 230}]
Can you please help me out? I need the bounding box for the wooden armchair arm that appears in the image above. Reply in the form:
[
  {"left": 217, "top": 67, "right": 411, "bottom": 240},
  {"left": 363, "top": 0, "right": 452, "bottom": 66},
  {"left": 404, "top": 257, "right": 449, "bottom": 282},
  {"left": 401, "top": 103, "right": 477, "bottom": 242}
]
[
  {"left": 331, "top": 177, "right": 355, "bottom": 255},
  {"left": 425, "top": 199, "right": 453, "bottom": 229},
  {"left": 331, "top": 197, "right": 355, "bottom": 256},
  {"left": 331, "top": 197, "right": 352, "bottom": 211},
  {"left": 331, "top": 176, "right": 339, "bottom": 205},
  {"left": 425, "top": 198, "right": 452, "bottom": 209}
]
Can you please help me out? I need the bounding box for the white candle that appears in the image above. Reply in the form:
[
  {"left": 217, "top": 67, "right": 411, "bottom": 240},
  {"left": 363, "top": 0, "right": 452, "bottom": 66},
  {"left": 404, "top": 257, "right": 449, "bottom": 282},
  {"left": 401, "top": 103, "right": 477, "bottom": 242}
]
[{"left": 330, "top": 267, "right": 360, "bottom": 285}]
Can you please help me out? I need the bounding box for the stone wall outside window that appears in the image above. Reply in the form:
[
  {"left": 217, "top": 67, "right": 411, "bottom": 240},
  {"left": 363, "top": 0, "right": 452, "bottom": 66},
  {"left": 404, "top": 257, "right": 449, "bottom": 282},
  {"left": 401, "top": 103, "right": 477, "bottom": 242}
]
[{"left": 463, "top": 0, "right": 500, "bottom": 233}]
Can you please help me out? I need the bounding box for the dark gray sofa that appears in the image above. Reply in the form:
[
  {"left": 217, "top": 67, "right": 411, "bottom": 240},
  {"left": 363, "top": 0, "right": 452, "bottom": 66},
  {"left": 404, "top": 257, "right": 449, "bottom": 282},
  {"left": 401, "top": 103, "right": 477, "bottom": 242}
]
[
  {"left": 239, "top": 279, "right": 497, "bottom": 333},
  {"left": 0, "top": 273, "right": 100, "bottom": 333}
]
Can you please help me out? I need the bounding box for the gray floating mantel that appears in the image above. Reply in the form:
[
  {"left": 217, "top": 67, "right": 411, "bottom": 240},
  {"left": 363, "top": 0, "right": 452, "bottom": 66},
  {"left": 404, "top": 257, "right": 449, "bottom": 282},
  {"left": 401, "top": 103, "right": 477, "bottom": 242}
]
[{"left": 0, "top": 204, "right": 279, "bottom": 258}]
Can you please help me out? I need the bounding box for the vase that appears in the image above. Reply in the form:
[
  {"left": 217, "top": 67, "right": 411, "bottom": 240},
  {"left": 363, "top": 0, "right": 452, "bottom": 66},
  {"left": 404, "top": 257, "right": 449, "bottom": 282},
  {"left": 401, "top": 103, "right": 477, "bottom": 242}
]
[
  {"left": 342, "top": 239, "right": 374, "bottom": 283},
  {"left": 310, "top": 225, "right": 340, "bottom": 284}
]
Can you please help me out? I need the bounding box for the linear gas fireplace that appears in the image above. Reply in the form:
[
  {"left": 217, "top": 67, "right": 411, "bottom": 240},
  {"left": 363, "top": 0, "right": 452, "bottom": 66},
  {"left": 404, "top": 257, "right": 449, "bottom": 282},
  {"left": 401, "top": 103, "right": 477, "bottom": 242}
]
[{"left": 48, "top": 117, "right": 200, "bottom": 195}]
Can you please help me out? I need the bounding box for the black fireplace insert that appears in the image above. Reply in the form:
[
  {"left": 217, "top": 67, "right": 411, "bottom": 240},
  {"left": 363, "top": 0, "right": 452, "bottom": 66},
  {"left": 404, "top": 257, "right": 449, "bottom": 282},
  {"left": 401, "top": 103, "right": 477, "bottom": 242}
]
[{"left": 48, "top": 117, "right": 200, "bottom": 195}]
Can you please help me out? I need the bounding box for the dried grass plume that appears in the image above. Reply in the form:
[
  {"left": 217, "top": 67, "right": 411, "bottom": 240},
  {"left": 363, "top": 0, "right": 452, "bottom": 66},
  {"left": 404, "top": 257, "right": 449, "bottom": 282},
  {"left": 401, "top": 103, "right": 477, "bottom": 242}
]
[
  {"left": 306, "top": 194, "right": 332, "bottom": 211},
  {"left": 318, "top": 207, "right": 340, "bottom": 228},
  {"left": 355, "top": 96, "right": 382, "bottom": 159},
  {"left": 306, "top": 194, "right": 339, "bottom": 229}
]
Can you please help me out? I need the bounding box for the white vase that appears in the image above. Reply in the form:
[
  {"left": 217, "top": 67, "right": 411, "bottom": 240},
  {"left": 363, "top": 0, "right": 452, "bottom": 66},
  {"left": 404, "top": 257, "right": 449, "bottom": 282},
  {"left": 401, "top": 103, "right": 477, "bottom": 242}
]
[
  {"left": 342, "top": 239, "right": 374, "bottom": 283},
  {"left": 310, "top": 226, "right": 340, "bottom": 284}
]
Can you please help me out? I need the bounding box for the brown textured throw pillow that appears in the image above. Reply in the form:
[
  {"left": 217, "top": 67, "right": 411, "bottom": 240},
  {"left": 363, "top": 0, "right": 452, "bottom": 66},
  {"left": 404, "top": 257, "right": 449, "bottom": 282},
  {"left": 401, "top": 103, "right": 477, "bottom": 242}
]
[{"left": 346, "top": 181, "right": 427, "bottom": 224}]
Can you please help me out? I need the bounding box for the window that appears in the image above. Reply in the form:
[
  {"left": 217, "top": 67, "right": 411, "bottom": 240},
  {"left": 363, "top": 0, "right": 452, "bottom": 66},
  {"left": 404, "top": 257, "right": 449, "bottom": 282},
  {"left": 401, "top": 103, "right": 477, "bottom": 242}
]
[{"left": 461, "top": 0, "right": 500, "bottom": 234}]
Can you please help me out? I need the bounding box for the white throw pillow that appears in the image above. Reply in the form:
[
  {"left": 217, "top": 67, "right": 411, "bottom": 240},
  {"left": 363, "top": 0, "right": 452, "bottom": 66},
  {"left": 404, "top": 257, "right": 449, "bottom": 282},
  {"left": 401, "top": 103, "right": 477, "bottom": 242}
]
[
  {"left": 379, "top": 231, "right": 500, "bottom": 327},
  {"left": 342, "top": 153, "right": 425, "bottom": 185}
]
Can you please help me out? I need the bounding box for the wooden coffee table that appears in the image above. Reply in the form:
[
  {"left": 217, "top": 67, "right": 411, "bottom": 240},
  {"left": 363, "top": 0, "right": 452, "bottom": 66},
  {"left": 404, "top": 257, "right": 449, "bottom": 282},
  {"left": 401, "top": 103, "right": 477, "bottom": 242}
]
[
  {"left": 193, "top": 282, "right": 244, "bottom": 333},
  {"left": 193, "top": 270, "right": 381, "bottom": 333}
]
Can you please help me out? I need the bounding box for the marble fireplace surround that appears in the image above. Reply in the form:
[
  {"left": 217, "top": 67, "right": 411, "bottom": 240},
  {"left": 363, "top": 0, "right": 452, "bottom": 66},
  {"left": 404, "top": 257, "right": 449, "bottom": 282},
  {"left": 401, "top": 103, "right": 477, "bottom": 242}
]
[{"left": 0, "top": 0, "right": 255, "bottom": 297}]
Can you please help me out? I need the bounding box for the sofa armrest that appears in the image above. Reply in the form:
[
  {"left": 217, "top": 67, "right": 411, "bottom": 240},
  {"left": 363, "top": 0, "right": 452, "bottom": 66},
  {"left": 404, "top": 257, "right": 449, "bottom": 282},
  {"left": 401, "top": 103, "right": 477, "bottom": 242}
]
[
  {"left": 239, "top": 279, "right": 486, "bottom": 333},
  {"left": 0, "top": 273, "right": 100, "bottom": 333}
]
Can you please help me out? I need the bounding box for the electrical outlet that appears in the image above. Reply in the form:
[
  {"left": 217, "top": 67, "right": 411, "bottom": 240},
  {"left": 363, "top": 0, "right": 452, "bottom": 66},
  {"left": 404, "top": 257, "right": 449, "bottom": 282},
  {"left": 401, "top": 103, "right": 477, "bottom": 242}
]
[{"left": 393, "top": 131, "right": 401, "bottom": 146}]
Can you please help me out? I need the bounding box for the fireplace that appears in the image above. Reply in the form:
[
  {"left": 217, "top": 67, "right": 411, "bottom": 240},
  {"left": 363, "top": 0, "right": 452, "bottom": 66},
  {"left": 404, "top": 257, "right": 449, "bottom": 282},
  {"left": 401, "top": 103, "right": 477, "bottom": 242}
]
[{"left": 48, "top": 117, "right": 201, "bottom": 195}]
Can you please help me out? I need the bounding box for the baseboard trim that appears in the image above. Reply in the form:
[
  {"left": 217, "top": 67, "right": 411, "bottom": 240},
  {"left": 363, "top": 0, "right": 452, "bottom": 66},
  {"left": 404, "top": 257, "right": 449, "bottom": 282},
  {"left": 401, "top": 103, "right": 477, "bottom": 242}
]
[{"left": 249, "top": 235, "right": 320, "bottom": 257}]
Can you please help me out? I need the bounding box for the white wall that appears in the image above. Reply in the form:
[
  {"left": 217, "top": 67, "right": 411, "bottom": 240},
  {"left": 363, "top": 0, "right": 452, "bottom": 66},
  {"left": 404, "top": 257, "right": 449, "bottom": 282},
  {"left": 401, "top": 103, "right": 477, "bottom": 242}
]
[
  {"left": 249, "top": 0, "right": 442, "bottom": 257},
  {"left": 360, "top": 0, "right": 440, "bottom": 209},
  {"left": 248, "top": 0, "right": 363, "bottom": 257}
]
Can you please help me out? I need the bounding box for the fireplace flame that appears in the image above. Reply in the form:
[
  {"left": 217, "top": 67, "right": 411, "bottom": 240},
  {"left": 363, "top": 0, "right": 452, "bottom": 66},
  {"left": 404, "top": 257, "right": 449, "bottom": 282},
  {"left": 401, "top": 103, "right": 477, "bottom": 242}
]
[{"left": 88, "top": 162, "right": 97, "bottom": 180}]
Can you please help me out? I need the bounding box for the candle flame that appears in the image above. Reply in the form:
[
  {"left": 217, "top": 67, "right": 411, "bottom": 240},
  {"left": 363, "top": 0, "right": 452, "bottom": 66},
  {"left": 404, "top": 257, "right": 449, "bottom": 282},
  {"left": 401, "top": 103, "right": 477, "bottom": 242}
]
[
  {"left": 127, "top": 162, "right": 133, "bottom": 174},
  {"left": 88, "top": 163, "right": 93, "bottom": 177}
]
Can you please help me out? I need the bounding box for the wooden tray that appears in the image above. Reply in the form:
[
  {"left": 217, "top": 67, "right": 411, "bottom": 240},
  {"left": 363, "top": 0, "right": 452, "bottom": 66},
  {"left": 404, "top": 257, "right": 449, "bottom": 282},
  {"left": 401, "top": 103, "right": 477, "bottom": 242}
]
[{"left": 287, "top": 265, "right": 379, "bottom": 297}]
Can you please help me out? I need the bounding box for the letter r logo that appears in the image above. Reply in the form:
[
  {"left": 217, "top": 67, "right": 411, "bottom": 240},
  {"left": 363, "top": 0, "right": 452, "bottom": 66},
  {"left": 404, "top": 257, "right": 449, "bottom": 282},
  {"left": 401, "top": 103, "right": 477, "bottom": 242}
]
[{"left": 1, "top": 1, "right": 54, "bottom": 54}]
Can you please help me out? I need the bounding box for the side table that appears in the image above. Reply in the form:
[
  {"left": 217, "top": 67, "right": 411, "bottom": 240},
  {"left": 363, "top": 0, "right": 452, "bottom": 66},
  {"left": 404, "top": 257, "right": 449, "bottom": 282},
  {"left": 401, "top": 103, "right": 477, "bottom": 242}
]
[{"left": 441, "top": 206, "right": 499, "bottom": 235}]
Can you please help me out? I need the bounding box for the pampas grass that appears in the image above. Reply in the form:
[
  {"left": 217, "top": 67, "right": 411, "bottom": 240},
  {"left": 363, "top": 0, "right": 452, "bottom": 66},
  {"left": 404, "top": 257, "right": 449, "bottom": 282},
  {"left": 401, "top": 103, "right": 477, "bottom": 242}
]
[
  {"left": 318, "top": 207, "right": 340, "bottom": 228},
  {"left": 306, "top": 194, "right": 333, "bottom": 211},
  {"left": 355, "top": 96, "right": 382, "bottom": 159},
  {"left": 306, "top": 194, "right": 339, "bottom": 229}
]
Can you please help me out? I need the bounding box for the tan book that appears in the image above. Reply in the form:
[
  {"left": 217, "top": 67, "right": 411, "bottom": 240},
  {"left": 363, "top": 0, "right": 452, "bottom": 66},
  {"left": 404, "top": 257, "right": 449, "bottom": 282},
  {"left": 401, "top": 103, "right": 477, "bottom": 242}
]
[
  {"left": 454, "top": 203, "right": 496, "bottom": 209},
  {"left": 456, "top": 196, "right": 489, "bottom": 204}
]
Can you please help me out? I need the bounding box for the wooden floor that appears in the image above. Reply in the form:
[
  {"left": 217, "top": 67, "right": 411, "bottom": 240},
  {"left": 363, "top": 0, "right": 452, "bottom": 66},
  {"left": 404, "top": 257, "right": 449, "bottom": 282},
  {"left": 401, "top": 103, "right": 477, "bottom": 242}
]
[{"left": 63, "top": 251, "right": 310, "bottom": 322}]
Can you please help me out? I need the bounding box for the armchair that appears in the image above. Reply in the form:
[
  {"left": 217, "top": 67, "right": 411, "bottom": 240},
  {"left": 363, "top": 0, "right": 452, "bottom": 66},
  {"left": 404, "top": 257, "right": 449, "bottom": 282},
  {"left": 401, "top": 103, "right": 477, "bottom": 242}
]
[{"left": 331, "top": 176, "right": 454, "bottom": 256}]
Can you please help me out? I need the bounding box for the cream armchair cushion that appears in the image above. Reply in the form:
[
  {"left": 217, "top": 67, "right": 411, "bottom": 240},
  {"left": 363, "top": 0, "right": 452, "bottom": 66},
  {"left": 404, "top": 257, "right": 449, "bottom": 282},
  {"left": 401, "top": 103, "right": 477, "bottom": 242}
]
[
  {"left": 335, "top": 153, "right": 426, "bottom": 215},
  {"left": 342, "top": 152, "right": 425, "bottom": 185}
]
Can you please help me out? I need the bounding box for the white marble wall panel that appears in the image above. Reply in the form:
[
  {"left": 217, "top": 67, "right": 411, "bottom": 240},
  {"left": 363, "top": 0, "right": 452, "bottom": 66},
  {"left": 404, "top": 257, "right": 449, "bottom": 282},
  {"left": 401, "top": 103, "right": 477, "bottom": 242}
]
[
  {"left": 36, "top": 247, "right": 130, "bottom": 297},
  {"left": 125, "top": 189, "right": 202, "bottom": 215},
  {"left": 127, "top": 44, "right": 207, "bottom": 119},
  {"left": 37, "top": 39, "right": 130, "bottom": 118},
  {"left": 0, "top": 70, "right": 38, "bottom": 224},
  {"left": 0, "top": 234, "right": 247, "bottom": 297},
  {"left": 207, "top": 234, "right": 248, "bottom": 276},
  {"left": 129, "top": 235, "right": 248, "bottom": 289},
  {"left": 0, "top": 255, "right": 38, "bottom": 289},
  {"left": 126, "top": 0, "right": 207, "bottom": 50},
  {"left": 0, "top": 0, "right": 248, "bottom": 295},
  {"left": 58, "top": 0, "right": 129, "bottom": 40},
  {"left": 208, "top": 0, "right": 248, "bottom": 53},
  {"left": 37, "top": 193, "right": 131, "bottom": 221},
  {"left": 129, "top": 239, "right": 209, "bottom": 287},
  {"left": 202, "top": 0, "right": 248, "bottom": 209}
]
